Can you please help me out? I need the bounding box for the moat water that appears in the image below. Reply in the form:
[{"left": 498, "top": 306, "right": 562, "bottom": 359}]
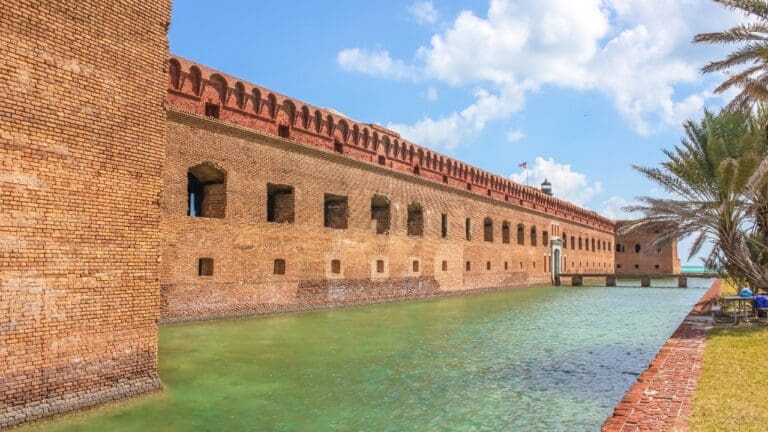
[{"left": 29, "top": 280, "right": 711, "bottom": 432}]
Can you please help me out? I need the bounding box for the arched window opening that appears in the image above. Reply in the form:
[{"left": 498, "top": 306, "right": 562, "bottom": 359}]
[
  {"left": 283, "top": 100, "right": 297, "bottom": 126},
  {"left": 187, "top": 163, "right": 226, "bottom": 218},
  {"left": 562, "top": 232, "right": 568, "bottom": 249},
  {"left": 326, "top": 114, "right": 335, "bottom": 136},
  {"left": 407, "top": 203, "right": 424, "bottom": 236},
  {"left": 337, "top": 120, "right": 349, "bottom": 143},
  {"left": 502, "top": 221, "right": 511, "bottom": 244},
  {"left": 301, "top": 106, "right": 311, "bottom": 129},
  {"left": 168, "top": 58, "right": 181, "bottom": 90},
  {"left": 530, "top": 226, "right": 538, "bottom": 247},
  {"left": 635, "top": 244, "right": 641, "bottom": 253},
  {"left": 251, "top": 88, "right": 262, "bottom": 113},
  {"left": 542, "top": 230, "right": 549, "bottom": 247},
  {"left": 483, "top": 217, "right": 494, "bottom": 242},
  {"left": 371, "top": 195, "right": 391, "bottom": 234},
  {"left": 517, "top": 223, "right": 525, "bottom": 245},
  {"left": 234, "top": 82, "right": 246, "bottom": 109},
  {"left": 209, "top": 74, "right": 227, "bottom": 103},
  {"left": 315, "top": 110, "right": 323, "bottom": 133},
  {"left": 267, "top": 94, "right": 278, "bottom": 119},
  {"left": 189, "top": 66, "right": 202, "bottom": 95}
]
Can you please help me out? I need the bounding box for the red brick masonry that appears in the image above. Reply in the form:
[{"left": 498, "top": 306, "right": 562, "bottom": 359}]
[{"left": 602, "top": 279, "right": 723, "bottom": 431}]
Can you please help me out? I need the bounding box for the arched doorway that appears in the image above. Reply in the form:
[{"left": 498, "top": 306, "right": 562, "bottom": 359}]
[{"left": 553, "top": 249, "right": 561, "bottom": 276}]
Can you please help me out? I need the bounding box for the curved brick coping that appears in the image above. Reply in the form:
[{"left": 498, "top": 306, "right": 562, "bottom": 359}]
[
  {"left": 0, "top": 377, "right": 161, "bottom": 430},
  {"left": 159, "top": 281, "right": 553, "bottom": 324},
  {"left": 602, "top": 279, "right": 723, "bottom": 432}
]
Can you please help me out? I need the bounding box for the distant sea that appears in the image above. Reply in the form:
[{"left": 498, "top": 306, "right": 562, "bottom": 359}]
[{"left": 681, "top": 265, "right": 709, "bottom": 273}]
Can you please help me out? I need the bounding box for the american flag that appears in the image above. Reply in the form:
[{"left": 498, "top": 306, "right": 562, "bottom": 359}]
[{"left": 518, "top": 162, "right": 527, "bottom": 169}]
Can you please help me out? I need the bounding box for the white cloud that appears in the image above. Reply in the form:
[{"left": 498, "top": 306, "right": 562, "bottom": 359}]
[
  {"left": 506, "top": 129, "right": 524, "bottom": 142},
  {"left": 509, "top": 157, "right": 603, "bottom": 206},
  {"left": 426, "top": 86, "right": 439, "bottom": 101},
  {"left": 599, "top": 196, "right": 640, "bottom": 220},
  {"left": 408, "top": 1, "right": 438, "bottom": 25},
  {"left": 338, "top": 0, "right": 738, "bottom": 142},
  {"left": 336, "top": 49, "right": 416, "bottom": 80},
  {"left": 388, "top": 82, "right": 529, "bottom": 149}
]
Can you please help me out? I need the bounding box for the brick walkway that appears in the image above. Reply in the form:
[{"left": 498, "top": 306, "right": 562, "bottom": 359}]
[{"left": 602, "top": 279, "right": 723, "bottom": 432}]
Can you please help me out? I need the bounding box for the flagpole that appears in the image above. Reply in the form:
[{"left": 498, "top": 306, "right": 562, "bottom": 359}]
[{"left": 518, "top": 162, "right": 529, "bottom": 187}]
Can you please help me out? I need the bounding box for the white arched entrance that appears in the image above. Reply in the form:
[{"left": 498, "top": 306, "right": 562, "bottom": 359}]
[{"left": 550, "top": 237, "right": 563, "bottom": 283}]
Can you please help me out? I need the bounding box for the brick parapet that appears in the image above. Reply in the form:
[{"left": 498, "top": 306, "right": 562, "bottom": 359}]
[{"left": 166, "top": 56, "right": 616, "bottom": 234}]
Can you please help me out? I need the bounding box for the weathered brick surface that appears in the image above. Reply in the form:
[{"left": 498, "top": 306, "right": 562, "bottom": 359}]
[
  {"left": 602, "top": 279, "right": 722, "bottom": 432},
  {"left": 0, "top": 1, "right": 170, "bottom": 428}
]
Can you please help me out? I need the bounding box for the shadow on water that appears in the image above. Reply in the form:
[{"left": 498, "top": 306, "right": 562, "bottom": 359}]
[{"left": 26, "top": 280, "right": 712, "bottom": 432}]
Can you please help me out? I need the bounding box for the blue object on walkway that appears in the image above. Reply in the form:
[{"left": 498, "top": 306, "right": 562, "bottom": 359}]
[{"left": 755, "top": 295, "right": 768, "bottom": 309}]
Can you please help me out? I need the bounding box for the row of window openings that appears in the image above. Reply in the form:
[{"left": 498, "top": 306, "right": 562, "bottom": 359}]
[
  {"left": 197, "top": 258, "right": 573, "bottom": 276},
  {"left": 616, "top": 264, "right": 662, "bottom": 270},
  {"left": 188, "top": 166, "right": 610, "bottom": 249},
  {"left": 616, "top": 244, "right": 662, "bottom": 254}
]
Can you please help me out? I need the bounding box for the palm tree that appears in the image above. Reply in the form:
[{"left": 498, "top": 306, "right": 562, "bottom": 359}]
[
  {"left": 693, "top": 0, "right": 768, "bottom": 110},
  {"left": 624, "top": 109, "right": 768, "bottom": 290}
]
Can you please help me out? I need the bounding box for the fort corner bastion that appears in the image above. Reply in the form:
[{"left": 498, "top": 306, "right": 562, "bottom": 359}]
[
  {"left": 1, "top": 1, "right": 171, "bottom": 428},
  {"left": 2, "top": 3, "right": 680, "bottom": 427}
]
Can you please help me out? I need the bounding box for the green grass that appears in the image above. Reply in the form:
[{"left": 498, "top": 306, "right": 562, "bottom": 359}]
[{"left": 689, "top": 325, "right": 768, "bottom": 432}]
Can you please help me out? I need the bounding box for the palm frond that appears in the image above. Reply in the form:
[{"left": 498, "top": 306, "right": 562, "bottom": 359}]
[
  {"left": 693, "top": 23, "right": 768, "bottom": 44},
  {"left": 715, "top": 0, "right": 768, "bottom": 21},
  {"left": 701, "top": 42, "right": 768, "bottom": 73}
]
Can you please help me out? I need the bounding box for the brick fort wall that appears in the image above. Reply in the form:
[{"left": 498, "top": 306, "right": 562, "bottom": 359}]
[
  {"left": 0, "top": 1, "right": 170, "bottom": 427},
  {"left": 160, "top": 58, "right": 617, "bottom": 322}
]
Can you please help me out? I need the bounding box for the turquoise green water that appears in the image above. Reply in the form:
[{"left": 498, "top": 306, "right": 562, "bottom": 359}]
[
  {"left": 28, "top": 282, "right": 710, "bottom": 432},
  {"left": 682, "top": 265, "right": 710, "bottom": 273}
]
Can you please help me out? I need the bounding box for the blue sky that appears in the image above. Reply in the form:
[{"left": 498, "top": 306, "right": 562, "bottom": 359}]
[{"left": 169, "top": 0, "right": 739, "bottom": 265}]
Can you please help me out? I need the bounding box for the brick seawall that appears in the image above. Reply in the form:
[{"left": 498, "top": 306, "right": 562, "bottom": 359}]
[{"left": 602, "top": 279, "right": 723, "bottom": 432}]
